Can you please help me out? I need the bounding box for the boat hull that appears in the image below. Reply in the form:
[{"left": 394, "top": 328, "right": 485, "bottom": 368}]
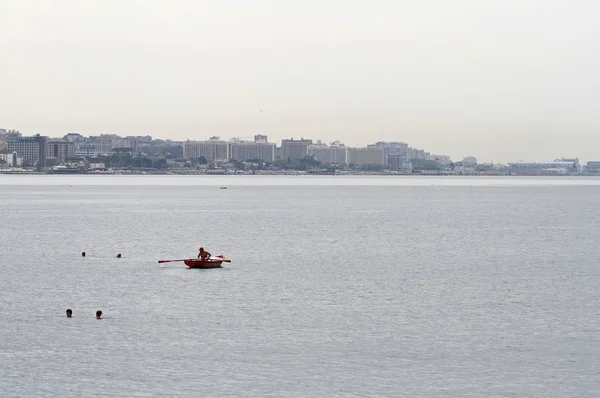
[{"left": 184, "top": 259, "right": 224, "bottom": 269}]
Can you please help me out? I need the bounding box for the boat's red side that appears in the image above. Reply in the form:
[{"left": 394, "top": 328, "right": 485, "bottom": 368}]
[
  {"left": 183, "top": 256, "right": 230, "bottom": 269},
  {"left": 184, "top": 259, "right": 223, "bottom": 269}
]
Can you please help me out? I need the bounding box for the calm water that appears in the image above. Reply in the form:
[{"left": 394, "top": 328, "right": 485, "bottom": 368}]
[{"left": 1, "top": 175, "right": 599, "bottom": 397}]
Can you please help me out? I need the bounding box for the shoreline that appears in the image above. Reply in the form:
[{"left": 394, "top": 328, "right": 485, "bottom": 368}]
[{"left": 0, "top": 170, "right": 597, "bottom": 177}]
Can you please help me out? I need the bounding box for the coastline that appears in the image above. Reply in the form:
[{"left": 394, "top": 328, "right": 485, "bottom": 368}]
[{"left": 0, "top": 169, "right": 597, "bottom": 177}]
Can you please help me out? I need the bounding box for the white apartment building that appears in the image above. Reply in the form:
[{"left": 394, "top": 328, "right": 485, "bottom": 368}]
[
  {"left": 230, "top": 142, "right": 275, "bottom": 162},
  {"left": 183, "top": 137, "right": 230, "bottom": 161},
  {"left": 375, "top": 141, "right": 409, "bottom": 159},
  {"left": 281, "top": 138, "right": 312, "bottom": 160},
  {"left": 307, "top": 144, "right": 348, "bottom": 165},
  {"left": 348, "top": 146, "right": 386, "bottom": 166}
]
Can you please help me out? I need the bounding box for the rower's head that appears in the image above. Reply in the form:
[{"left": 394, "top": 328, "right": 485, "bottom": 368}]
[
  {"left": 66, "top": 309, "right": 72, "bottom": 318},
  {"left": 96, "top": 310, "right": 102, "bottom": 319},
  {"left": 199, "top": 247, "right": 204, "bottom": 252}
]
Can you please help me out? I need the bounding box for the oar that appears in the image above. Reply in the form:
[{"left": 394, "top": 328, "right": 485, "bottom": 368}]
[{"left": 157, "top": 259, "right": 189, "bottom": 264}]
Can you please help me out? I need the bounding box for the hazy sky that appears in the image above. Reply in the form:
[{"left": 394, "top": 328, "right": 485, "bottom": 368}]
[{"left": 1, "top": 0, "right": 599, "bottom": 162}]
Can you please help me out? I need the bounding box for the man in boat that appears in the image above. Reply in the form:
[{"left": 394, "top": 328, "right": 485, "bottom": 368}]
[{"left": 198, "top": 247, "right": 212, "bottom": 261}]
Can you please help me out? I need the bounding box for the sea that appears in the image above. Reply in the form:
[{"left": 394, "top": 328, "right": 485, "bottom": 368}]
[{"left": 0, "top": 175, "right": 599, "bottom": 398}]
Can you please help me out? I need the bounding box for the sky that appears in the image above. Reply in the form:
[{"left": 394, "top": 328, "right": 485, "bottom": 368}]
[{"left": 1, "top": 0, "right": 599, "bottom": 163}]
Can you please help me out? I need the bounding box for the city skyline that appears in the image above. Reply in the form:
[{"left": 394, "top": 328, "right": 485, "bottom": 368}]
[
  {"left": 1, "top": 1, "right": 599, "bottom": 163},
  {"left": 1, "top": 128, "right": 592, "bottom": 164},
  {"left": 3, "top": 129, "right": 592, "bottom": 167},
  {"left": 2, "top": 129, "right": 595, "bottom": 176}
]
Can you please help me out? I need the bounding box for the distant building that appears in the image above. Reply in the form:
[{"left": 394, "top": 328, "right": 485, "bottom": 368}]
[
  {"left": 46, "top": 140, "right": 75, "bottom": 163},
  {"left": 281, "top": 138, "right": 312, "bottom": 160},
  {"left": 408, "top": 148, "right": 428, "bottom": 160},
  {"left": 81, "top": 134, "right": 138, "bottom": 156},
  {"left": 348, "top": 146, "right": 386, "bottom": 166},
  {"left": 585, "top": 161, "right": 600, "bottom": 174},
  {"left": 75, "top": 147, "right": 100, "bottom": 158},
  {"left": 7, "top": 134, "right": 48, "bottom": 168},
  {"left": 183, "top": 138, "right": 230, "bottom": 161},
  {"left": 387, "top": 155, "right": 412, "bottom": 171},
  {"left": 0, "top": 151, "right": 23, "bottom": 167},
  {"left": 95, "top": 134, "right": 118, "bottom": 155},
  {"left": 230, "top": 142, "right": 275, "bottom": 162},
  {"left": 554, "top": 158, "right": 580, "bottom": 171},
  {"left": 454, "top": 161, "right": 477, "bottom": 175},
  {"left": 426, "top": 154, "right": 451, "bottom": 164},
  {"left": 112, "top": 137, "right": 138, "bottom": 154},
  {"left": 307, "top": 143, "right": 348, "bottom": 165},
  {"left": 375, "top": 141, "right": 409, "bottom": 160},
  {"left": 0, "top": 129, "right": 6, "bottom": 150},
  {"left": 126, "top": 135, "right": 152, "bottom": 144},
  {"left": 254, "top": 134, "right": 268, "bottom": 144},
  {"left": 3, "top": 130, "right": 22, "bottom": 141},
  {"left": 508, "top": 161, "right": 578, "bottom": 175}
]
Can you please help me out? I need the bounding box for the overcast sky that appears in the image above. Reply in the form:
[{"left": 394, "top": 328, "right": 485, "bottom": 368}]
[{"left": 1, "top": 0, "right": 598, "bottom": 162}]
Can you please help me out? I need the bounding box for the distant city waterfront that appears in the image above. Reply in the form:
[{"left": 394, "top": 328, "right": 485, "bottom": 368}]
[{"left": 1, "top": 128, "right": 598, "bottom": 175}]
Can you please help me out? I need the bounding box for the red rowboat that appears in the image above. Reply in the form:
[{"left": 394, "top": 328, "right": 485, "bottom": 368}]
[
  {"left": 184, "top": 256, "right": 230, "bottom": 269},
  {"left": 158, "top": 255, "right": 231, "bottom": 269}
]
